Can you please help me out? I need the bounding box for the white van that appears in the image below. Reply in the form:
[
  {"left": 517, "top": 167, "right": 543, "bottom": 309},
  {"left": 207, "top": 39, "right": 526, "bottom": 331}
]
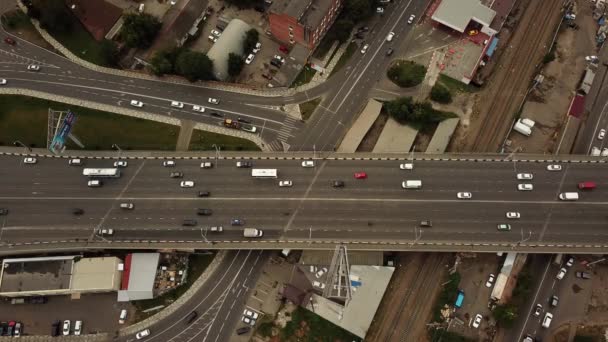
[
  {"left": 401, "top": 180, "right": 422, "bottom": 189},
  {"left": 558, "top": 192, "right": 579, "bottom": 201},
  {"left": 243, "top": 228, "right": 263, "bottom": 238}
]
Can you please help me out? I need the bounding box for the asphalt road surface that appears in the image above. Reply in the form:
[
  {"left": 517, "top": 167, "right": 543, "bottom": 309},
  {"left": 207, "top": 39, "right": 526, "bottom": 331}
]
[{"left": 0, "top": 155, "right": 607, "bottom": 251}]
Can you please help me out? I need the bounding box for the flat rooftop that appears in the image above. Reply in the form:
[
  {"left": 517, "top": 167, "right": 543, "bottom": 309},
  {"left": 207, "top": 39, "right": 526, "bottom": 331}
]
[
  {"left": 271, "top": 0, "right": 334, "bottom": 28},
  {"left": 0, "top": 256, "right": 74, "bottom": 293},
  {"left": 432, "top": 0, "right": 496, "bottom": 32}
]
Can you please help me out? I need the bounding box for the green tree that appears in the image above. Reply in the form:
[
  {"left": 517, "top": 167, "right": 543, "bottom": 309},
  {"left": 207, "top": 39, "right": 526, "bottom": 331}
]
[
  {"left": 99, "top": 39, "right": 119, "bottom": 67},
  {"left": 243, "top": 29, "right": 259, "bottom": 55},
  {"left": 327, "top": 19, "right": 354, "bottom": 43},
  {"left": 227, "top": 53, "right": 244, "bottom": 78},
  {"left": 149, "top": 47, "right": 183, "bottom": 76},
  {"left": 36, "top": 0, "right": 72, "bottom": 33},
  {"left": 387, "top": 60, "right": 427, "bottom": 88},
  {"left": 175, "top": 51, "right": 214, "bottom": 82},
  {"left": 120, "top": 13, "right": 162, "bottom": 49},
  {"left": 385, "top": 96, "right": 456, "bottom": 127},
  {"left": 343, "top": 0, "right": 373, "bottom": 22},
  {"left": 223, "top": 0, "right": 263, "bottom": 9},
  {"left": 430, "top": 83, "right": 452, "bottom": 104},
  {"left": 492, "top": 304, "right": 518, "bottom": 328}
]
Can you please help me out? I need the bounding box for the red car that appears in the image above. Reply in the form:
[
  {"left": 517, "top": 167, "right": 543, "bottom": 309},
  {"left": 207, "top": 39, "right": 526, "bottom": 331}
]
[
  {"left": 279, "top": 45, "right": 289, "bottom": 54},
  {"left": 578, "top": 181, "right": 596, "bottom": 190},
  {"left": 4, "top": 37, "right": 16, "bottom": 45},
  {"left": 354, "top": 172, "right": 367, "bottom": 179}
]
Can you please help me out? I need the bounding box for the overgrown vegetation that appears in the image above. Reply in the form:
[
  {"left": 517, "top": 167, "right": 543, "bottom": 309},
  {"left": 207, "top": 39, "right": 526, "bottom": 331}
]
[
  {"left": 429, "top": 328, "right": 474, "bottom": 342},
  {"left": 542, "top": 43, "right": 557, "bottom": 64},
  {"left": 430, "top": 83, "right": 453, "bottom": 104},
  {"left": 492, "top": 262, "right": 533, "bottom": 328},
  {"left": 387, "top": 60, "right": 427, "bottom": 87},
  {"left": 291, "top": 65, "right": 317, "bottom": 88},
  {"left": 150, "top": 47, "right": 215, "bottom": 82},
  {"left": 300, "top": 98, "right": 322, "bottom": 120},
  {"left": 573, "top": 336, "right": 595, "bottom": 342},
  {"left": 120, "top": 13, "right": 161, "bottom": 49},
  {"left": 228, "top": 53, "right": 245, "bottom": 79},
  {"left": 437, "top": 74, "right": 479, "bottom": 94},
  {"left": 431, "top": 272, "right": 461, "bottom": 323},
  {"left": 279, "top": 307, "right": 361, "bottom": 341},
  {"left": 189, "top": 130, "right": 260, "bottom": 151},
  {"left": 385, "top": 97, "right": 457, "bottom": 129},
  {"left": 243, "top": 29, "right": 259, "bottom": 55},
  {"left": 223, "top": 0, "right": 264, "bottom": 9}
]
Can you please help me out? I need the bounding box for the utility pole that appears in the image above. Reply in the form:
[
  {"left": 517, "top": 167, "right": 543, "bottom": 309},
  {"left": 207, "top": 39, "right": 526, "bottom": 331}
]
[{"left": 13, "top": 140, "right": 32, "bottom": 153}]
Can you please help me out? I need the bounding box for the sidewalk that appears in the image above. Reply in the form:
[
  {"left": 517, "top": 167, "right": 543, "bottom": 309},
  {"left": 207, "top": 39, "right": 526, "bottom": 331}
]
[{"left": 337, "top": 99, "right": 383, "bottom": 152}]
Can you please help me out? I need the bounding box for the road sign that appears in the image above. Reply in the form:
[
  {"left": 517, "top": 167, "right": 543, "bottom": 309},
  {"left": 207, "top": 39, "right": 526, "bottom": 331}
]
[{"left": 49, "top": 110, "right": 76, "bottom": 155}]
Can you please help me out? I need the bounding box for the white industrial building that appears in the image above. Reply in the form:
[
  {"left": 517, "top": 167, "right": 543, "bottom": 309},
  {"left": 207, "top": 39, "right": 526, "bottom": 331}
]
[
  {"left": 117, "top": 253, "right": 160, "bottom": 302},
  {"left": 207, "top": 19, "right": 252, "bottom": 81}
]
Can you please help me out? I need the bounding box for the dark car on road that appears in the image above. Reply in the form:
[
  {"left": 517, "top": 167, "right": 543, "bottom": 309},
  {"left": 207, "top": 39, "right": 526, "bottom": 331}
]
[
  {"left": 197, "top": 191, "right": 210, "bottom": 197},
  {"left": 332, "top": 180, "right": 345, "bottom": 188},
  {"left": 237, "top": 117, "right": 251, "bottom": 124},
  {"left": 29, "top": 296, "right": 47, "bottom": 304},
  {"left": 72, "top": 208, "right": 84, "bottom": 215},
  {"left": 4, "top": 37, "right": 15, "bottom": 45},
  {"left": 170, "top": 172, "right": 183, "bottom": 178},
  {"left": 0, "top": 208, "right": 7, "bottom": 215},
  {"left": 197, "top": 209, "right": 213, "bottom": 216},
  {"left": 185, "top": 311, "right": 198, "bottom": 324},
  {"left": 182, "top": 219, "right": 197, "bottom": 226},
  {"left": 210, "top": 112, "right": 223, "bottom": 118},
  {"left": 231, "top": 219, "right": 244, "bottom": 226},
  {"left": 236, "top": 326, "right": 251, "bottom": 335},
  {"left": 386, "top": 48, "right": 394, "bottom": 56}
]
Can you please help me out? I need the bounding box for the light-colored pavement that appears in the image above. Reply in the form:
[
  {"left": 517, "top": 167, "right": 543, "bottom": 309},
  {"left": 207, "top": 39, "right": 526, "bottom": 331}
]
[
  {"left": 372, "top": 118, "right": 418, "bottom": 153},
  {"left": 337, "top": 99, "right": 383, "bottom": 152}
]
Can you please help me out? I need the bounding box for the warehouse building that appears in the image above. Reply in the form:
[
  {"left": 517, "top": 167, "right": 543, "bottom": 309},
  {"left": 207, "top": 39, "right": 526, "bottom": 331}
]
[
  {"left": 117, "top": 253, "right": 160, "bottom": 302},
  {"left": 0, "top": 256, "right": 122, "bottom": 298}
]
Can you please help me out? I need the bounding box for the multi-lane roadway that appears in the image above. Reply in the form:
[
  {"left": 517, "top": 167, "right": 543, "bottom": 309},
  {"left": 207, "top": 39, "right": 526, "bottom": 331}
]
[{"left": 0, "top": 153, "right": 607, "bottom": 253}]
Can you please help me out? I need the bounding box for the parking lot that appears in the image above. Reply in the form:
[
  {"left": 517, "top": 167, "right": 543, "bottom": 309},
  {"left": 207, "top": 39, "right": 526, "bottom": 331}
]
[{"left": 0, "top": 293, "right": 132, "bottom": 337}]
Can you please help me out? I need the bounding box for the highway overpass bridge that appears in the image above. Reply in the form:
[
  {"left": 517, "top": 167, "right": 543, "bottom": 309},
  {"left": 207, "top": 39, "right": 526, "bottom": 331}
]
[{"left": 0, "top": 149, "right": 607, "bottom": 255}]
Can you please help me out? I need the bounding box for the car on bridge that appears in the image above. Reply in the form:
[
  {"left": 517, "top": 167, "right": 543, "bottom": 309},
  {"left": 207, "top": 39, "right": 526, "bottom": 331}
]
[
  {"left": 457, "top": 192, "right": 472, "bottom": 199},
  {"left": 237, "top": 161, "right": 252, "bottom": 168},
  {"left": 23, "top": 157, "right": 37, "bottom": 164},
  {"left": 210, "top": 226, "right": 223, "bottom": 232},
  {"left": 27, "top": 64, "right": 40, "bottom": 71},
  {"left": 302, "top": 160, "right": 315, "bottom": 167},
  {"left": 114, "top": 160, "right": 128, "bottom": 168},
  {"left": 197, "top": 208, "right": 212, "bottom": 216},
  {"left": 517, "top": 173, "right": 533, "bottom": 180},
  {"left": 170, "top": 101, "right": 184, "bottom": 108},
  {"left": 201, "top": 161, "right": 213, "bottom": 168},
  {"left": 497, "top": 224, "right": 511, "bottom": 231},
  {"left": 180, "top": 181, "right": 195, "bottom": 188},
  {"left": 120, "top": 203, "right": 134, "bottom": 210},
  {"left": 598, "top": 129, "right": 606, "bottom": 140},
  {"left": 208, "top": 97, "right": 220, "bottom": 105},
  {"left": 72, "top": 208, "right": 84, "bottom": 215},
  {"left": 0, "top": 208, "right": 7, "bottom": 215},
  {"left": 231, "top": 219, "right": 244, "bottom": 225},
  {"left": 4, "top": 37, "right": 16, "bottom": 45},
  {"left": 546, "top": 164, "right": 562, "bottom": 171},
  {"left": 97, "top": 228, "right": 114, "bottom": 236},
  {"left": 170, "top": 172, "right": 183, "bottom": 178},
  {"left": 420, "top": 220, "right": 432, "bottom": 227},
  {"left": 0, "top": 79, "right": 6, "bottom": 85},
  {"left": 399, "top": 163, "right": 413, "bottom": 170},
  {"left": 129, "top": 100, "right": 144, "bottom": 107},
  {"left": 163, "top": 160, "right": 176, "bottom": 167},
  {"left": 518, "top": 183, "right": 533, "bottom": 191},
  {"left": 279, "top": 180, "right": 293, "bottom": 187},
  {"left": 360, "top": 44, "right": 369, "bottom": 54},
  {"left": 68, "top": 158, "right": 83, "bottom": 166},
  {"left": 198, "top": 191, "right": 210, "bottom": 197},
  {"left": 332, "top": 180, "right": 345, "bottom": 188},
  {"left": 192, "top": 105, "right": 205, "bottom": 113},
  {"left": 354, "top": 172, "right": 367, "bottom": 179},
  {"left": 506, "top": 212, "right": 520, "bottom": 219},
  {"left": 386, "top": 32, "right": 394, "bottom": 41}
]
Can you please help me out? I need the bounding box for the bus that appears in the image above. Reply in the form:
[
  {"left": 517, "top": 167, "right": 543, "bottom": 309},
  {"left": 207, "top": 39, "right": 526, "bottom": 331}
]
[
  {"left": 82, "top": 168, "right": 121, "bottom": 178},
  {"left": 251, "top": 169, "right": 278, "bottom": 178}
]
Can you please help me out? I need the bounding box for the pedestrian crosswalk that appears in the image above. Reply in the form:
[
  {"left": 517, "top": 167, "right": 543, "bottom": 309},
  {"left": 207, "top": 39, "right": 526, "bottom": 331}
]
[
  {"left": 277, "top": 116, "right": 297, "bottom": 142},
  {"left": 267, "top": 140, "right": 284, "bottom": 151}
]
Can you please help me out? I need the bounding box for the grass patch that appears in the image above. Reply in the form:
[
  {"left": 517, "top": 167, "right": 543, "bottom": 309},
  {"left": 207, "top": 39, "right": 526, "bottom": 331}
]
[
  {"left": 0, "top": 10, "right": 53, "bottom": 49},
  {"left": 133, "top": 253, "right": 215, "bottom": 320},
  {"left": 299, "top": 98, "right": 321, "bottom": 121},
  {"left": 437, "top": 74, "right": 479, "bottom": 93},
  {"left": 387, "top": 60, "right": 426, "bottom": 88},
  {"left": 189, "top": 130, "right": 261, "bottom": 151},
  {"left": 280, "top": 307, "right": 361, "bottom": 341},
  {"left": 428, "top": 328, "right": 475, "bottom": 342},
  {"left": 48, "top": 16, "right": 113, "bottom": 66},
  {"left": 290, "top": 65, "right": 317, "bottom": 88},
  {"left": 330, "top": 42, "right": 357, "bottom": 77},
  {"left": 0, "top": 95, "right": 178, "bottom": 150}
]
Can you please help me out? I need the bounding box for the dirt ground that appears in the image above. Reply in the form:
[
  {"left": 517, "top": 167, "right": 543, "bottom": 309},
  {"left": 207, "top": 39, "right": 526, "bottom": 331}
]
[
  {"left": 449, "top": 0, "right": 566, "bottom": 153},
  {"left": 365, "top": 253, "right": 451, "bottom": 342},
  {"left": 507, "top": 0, "right": 600, "bottom": 154}
]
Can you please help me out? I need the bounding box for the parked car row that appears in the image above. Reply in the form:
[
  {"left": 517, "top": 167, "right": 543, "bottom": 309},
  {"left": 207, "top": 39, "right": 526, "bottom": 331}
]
[{"left": 0, "top": 321, "right": 22, "bottom": 337}]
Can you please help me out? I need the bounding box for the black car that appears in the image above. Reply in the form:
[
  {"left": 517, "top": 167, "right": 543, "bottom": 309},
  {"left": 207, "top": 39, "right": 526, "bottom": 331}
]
[
  {"left": 51, "top": 321, "right": 60, "bottom": 337},
  {"left": 0, "top": 322, "right": 6, "bottom": 336},
  {"left": 386, "top": 48, "right": 394, "bottom": 56},
  {"left": 332, "top": 180, "right": 345, "bottom": 188},
  {"left": 210, "top": 112, "right": 223, "bottom": 118},
  {"left": 170, "top": 172, "right": 184, "bottom": 178},
  {"left": 72, "top": 208, "right": 84, "bottom": 215},
  {"left": 182, "top": 219, "right": 197, "bottom": 227},
  {"left": 270, "top": 59, "right": 281, "bottom": 68},
  {"left": 357, "top": 26, "right": 369, "bottom": 32},
  {"left": 236, "top": 326, "right": 251, "bottom": 335},
  {"left": 237, "top": 117, "right": 251, "bottom": 124},
  {"left": 354, "top": 32, "right": 365, "bottom": 39},
  {"left": 29, "top": 296, "right": 47, "bottom": 304},
  {"left": 0, "top": 208, "right": 7, "bottom": 215},
  {"left": 185, "top": 311, "right": 198, "bottom": 324},
  {"left": 197, "top": 191, "right": 210, "bottom": 197},
  {"left": 197, "top": 209, "right": 213, "bottom": 216}
]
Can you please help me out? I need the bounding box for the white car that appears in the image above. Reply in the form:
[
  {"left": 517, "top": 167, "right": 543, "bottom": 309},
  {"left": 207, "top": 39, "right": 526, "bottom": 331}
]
[
  {"left": 208, "top": 97, "right": 220, "bottom": 105},
  {"left": 201, "top": 161, "right": 213, "bottom": 168},
  {"left": 68, "top": 158, "right": 83, "bottom": 166},
  {"left": 485, "top": 274, "right": 495, "bottom": 287},
  {"left": 180, "top": 181, "right": 194, "bottom": 188},
  {"left": 170, "top": 101, "right": 184, "bottom": 108},
  {"left": 119, "top": 309, "right": 128, "bottom": 324},
  {"left": 399, "top": 163, "right": 413, "bottom": 170},
  {"left": 376, "top": 7, "right": 384, "bottom": 14},
  {"left": 472, "top": 314, "right": 482, "bottom": 328},
  {"left": 279, "top": 180, "right": 293, "bottom": 187},
  {"left": 74, "top": 320, "right": 82, "bottom": 335},
  {"left": 0, "top": 79, "right": 6, "bottom": 85},
  {"left": 585, "top": 55, "right": 598, "bottom": 62},
  {"left": 407, "top": 14, "right": 416, "bottom": 24},
  {"left": 192, "top": 105, "right": 205, "bottom": 113},
  {"left": 546, "top": 164, "right": 562, "bottom": 171},
  {"left": 210, "top": 226, "right": 223, "bottom": 232},
  {"left": 518, "top": 183, "right": 533, "bottom": 191},
  {"left": 566, "top": 257, "right": 574, "bottom": 267},
  {"left": 360, "top": 44, "right": 369, "bottom": 54},
  {"left": 163, "top": 160, "right": 175, "bottom": 167},
  {"left": 602, "top": 148, "right": 608, "bottom": 157},
  {"left": 135, "top": 329, "right": 150, "bottom": 339},
  {"left": 27, "top": 64, "right": 40, "bottom": 71},
  {"left": 130, "top": 100, "right": 144, "bottom": 107},
  {"left": 273, "top": 55, "right": 285, "bottom": 64},
  {"left": 62, "top": 320, "right": 70, "bottom": 335},
  {"left": 210, "top": 29, "right": 221, "bottom": 37},
  {"left": 598, "top": 129, "right": 606, "bottom": 140},
  {"left": 253, "top": 42, "right": 261, "bottom": 53},
  {"left": 313, "top": 281, "right": 326, "bottom": 289},
  {"left": 315, "top": 267, "right": 328, "bottom": 278},
  {"left": 457, "top": 192, "right": 472, "bottom": 199},
  {"left": 542, "top": 312, "right": 553, "bottom": 328},
  {"left": 302, "top": 160, "right": 315, "bottom": 167},
  {"left": 242, "top": 125, "right": 257, "bottom": 133},
  {"left": 386, "top": 32, "right": 395, "bottom": 41},
  {"left": 506, "top": 212, "right": 520, "bottom": 219},
  {"left": 556, "top": 267, "right": 567, "bottom": 280},
  {"left": 243, "top": 309, "right": 259, "bottom": 320},
  {"left": 114, "top": 160, "right": 128, "bottom": 168},
  {"left": 241, "top": 316, "right": 255, "bottom": 326},
  {"left": 517, "top": 173, "right": 533, "bottom": 180},
  {"left": 23, "top": 157, "right": 37, "bottom": 164},
  {"left": 98, "top": 228, "right": 114, "bottom": 236},
  {"left": 245, "top": 53, "right": 255, "bottom": 65},
  {"left": 208, "top": 35, "right": 218, "bottom": 43}
]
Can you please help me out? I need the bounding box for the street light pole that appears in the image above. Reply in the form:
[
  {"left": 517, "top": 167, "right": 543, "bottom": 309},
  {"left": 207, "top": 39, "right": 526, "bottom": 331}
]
[
  {"left": 13, "top": 140, "right": 32, "bottom": 153},
  {"left": 111, "top": 144, "right": 122, "bottom": 157},
  {"left": 200, "top": 227, "right": 210, "bottom": 244},
  {"left": 212, "top": 144, "right": 220, "bottom": 167}
]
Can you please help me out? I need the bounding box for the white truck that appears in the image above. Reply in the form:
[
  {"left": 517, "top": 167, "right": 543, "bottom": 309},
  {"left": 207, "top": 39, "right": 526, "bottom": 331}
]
[{"left": 243, "top": 228, "right": 263, "bottom": 238}]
